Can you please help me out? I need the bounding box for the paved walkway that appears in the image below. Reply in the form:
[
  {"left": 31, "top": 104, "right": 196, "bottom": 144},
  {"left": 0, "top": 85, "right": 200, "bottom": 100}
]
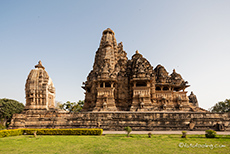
[{"left": 103, "top": 131, "right": 230, "bottom": 135}]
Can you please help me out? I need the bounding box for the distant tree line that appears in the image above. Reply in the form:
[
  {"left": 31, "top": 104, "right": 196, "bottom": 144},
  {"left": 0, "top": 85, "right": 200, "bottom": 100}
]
[
  {"left": 210, "top": 99, "right": 230, "bottom": 113},
  {"left": 57, "top": 100, "right": 84, "bottom": 113}
]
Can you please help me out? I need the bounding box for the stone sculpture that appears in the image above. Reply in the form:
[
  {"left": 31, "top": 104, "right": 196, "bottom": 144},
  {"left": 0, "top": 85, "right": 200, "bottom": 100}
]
[{"left": 189, "top": 91, "right": 199, "bottom": 107}]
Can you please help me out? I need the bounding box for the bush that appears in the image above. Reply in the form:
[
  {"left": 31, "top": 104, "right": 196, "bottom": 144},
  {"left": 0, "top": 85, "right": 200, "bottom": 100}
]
[
  {"left": 0, "top": 129, "right": 23, "bottom": 138},
  {"left": 148, "top": 132, "right": 152, "bottom": 138},
  {"left": 0, "top": 124, "right": 6, "bottom": 130},
  {"left": 205, "top": 129, "right": 216, "bottom": 138},
  {"left": 124, "top": 126, "right": 132, "bottom": 137},
  {"left": 181, "top": 131, "right": 187, "bottom": 138}
]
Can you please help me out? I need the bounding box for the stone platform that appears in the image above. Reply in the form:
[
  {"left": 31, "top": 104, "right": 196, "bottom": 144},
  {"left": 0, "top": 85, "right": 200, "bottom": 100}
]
[{"left": 10, "top": 110, "right": 230, "bottom": 131}]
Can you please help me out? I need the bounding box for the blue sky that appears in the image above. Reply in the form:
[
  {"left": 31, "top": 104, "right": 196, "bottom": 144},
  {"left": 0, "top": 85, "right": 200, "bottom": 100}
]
[{"left": 0, "top": 0, "right": 230, "bottom": 110}]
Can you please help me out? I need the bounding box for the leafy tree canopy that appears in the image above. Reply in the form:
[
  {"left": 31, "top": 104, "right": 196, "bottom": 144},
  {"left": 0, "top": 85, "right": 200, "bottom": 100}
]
[
  {"left": 0, "top": 98, "right": 24, "bottom": 126},
  {"left": 210, "top": 99, "right": 230, "bottom": 113},
  {"left": 58, "top": 100, "right": 84, "bottom": 113}
]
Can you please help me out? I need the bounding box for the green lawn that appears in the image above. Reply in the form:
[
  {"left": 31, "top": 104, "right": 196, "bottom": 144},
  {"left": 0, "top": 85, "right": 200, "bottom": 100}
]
[{"left": 0, "top": 134, "right": 229, "bottom": 154}]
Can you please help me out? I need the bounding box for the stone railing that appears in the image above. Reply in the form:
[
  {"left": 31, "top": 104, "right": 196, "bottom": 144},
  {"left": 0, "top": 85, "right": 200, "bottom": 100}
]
[
  {"left": 133, "top": 89, "right": 150, "bottom": 97},
  {"left": 154, "top": 93, "right": 172, "bottom": 99},
  {"left": 97, "top": 88, "right": 114, "bottom": 97},
  {"left": 154, "top": 92, "right": 188, "bottom": 100},
  {"left": 173, "top": 92, "right": 188, "bottom": 100}
]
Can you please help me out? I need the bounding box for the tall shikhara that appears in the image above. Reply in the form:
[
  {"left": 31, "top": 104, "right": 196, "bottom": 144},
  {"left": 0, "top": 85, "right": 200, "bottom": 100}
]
[{"left": 82, "top": 28, "right": 203, "bottom": 112}]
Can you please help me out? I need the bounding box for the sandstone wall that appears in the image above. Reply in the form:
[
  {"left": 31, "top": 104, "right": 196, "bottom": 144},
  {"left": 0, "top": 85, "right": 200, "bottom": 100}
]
[{"left": 10, "top": 111, "right": 230, "bottom": 131}]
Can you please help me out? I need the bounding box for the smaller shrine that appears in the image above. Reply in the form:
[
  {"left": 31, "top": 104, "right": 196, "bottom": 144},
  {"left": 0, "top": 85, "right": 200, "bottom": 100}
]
[{"left": 24, "top": 61, "right": 55, "bottom": 110}]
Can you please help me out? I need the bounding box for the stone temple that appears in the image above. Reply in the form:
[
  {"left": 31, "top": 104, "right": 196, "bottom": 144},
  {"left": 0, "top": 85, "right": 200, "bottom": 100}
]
[
  {"left": 82, "top": 28, "right": 203, "bottom": 112},
  {"left": 10, "top": 28, "right": 230, "bottom": 131},
  {"left": 25, "top": 61, "right": 55, "bottom": 110}
]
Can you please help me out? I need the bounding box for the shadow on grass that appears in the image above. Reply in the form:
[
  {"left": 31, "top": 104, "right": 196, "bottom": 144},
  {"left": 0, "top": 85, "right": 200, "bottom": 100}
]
[
  {"left": 104, "top": 134, "right": 230, "bottom": 140},
  {"left": 105, "top": 134, "right": 153, "bottom": 139},
  {"left": 188, "top": 135, "right": 230, "bottom": 139}
]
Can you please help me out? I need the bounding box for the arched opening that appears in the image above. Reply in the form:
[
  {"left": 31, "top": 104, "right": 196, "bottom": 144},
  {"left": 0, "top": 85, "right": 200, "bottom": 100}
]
[
  {"left": 136, "top": 81, "right": 147, "bottom": 87},
  {"left": 155, "top": 87, "right": 161, "bottom": 91},
  {"left": 173, "top": 88, "right": 181, "bottom": 92},
  {"left": 163, "top": 86, "right": 169, "bottom": 91}
]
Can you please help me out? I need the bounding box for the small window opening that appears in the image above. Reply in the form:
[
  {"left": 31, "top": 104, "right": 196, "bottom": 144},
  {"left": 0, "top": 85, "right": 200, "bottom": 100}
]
[
  {"left": 136, "top": 81, "right": 147, "bottom": 87},
  {"left": 156, "top": 87, "right": 161, "bottom": 91},
  {"left": 173, "top": 88, "right": 180, "bottom": 92},
  {"left": 105, "top": 82, "right": 111, "bottom": 87},
  {"left": 100, "top": 83, "right": 103, "bottom": 88}
]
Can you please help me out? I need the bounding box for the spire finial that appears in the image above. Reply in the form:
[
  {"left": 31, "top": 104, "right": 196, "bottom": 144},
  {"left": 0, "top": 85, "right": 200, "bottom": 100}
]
[{"left": 35, "top": 60, "right": 45, "bottom": 70}]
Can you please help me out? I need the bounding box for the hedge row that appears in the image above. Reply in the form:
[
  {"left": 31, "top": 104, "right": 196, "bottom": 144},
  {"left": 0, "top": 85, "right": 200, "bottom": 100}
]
[
  {"left": 24, "top": 128, "right": 103, "bottom": 135},
  {"left": 0, "top": 129, "right": 23, "bottom": 138},
  {"left": 0, "top": 128, "right": 103, "bottom": 138}
]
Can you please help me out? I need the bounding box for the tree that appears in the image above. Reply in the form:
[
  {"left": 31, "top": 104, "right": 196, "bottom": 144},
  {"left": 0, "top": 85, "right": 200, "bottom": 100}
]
[
  {"left": 58, "top": 100, "right": 84, "bottom": 113},
  {"left": 0, "top": 98, "right": 24, "bottom": 127},
  {"left": 72, "top": 100, "right": 84, "bottom": 112},
  {"left": 210, "top": 99, "right": 230, "bottom": 113}
]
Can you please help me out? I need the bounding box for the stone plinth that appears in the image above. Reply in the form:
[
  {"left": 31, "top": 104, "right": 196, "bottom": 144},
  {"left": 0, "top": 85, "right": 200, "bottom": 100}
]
[{"left": 10, "top": 111, "right": 230, "bottom": 131}]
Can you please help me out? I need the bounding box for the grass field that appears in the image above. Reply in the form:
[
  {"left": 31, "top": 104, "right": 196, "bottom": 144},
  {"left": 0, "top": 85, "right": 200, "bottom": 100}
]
[{"left": 0, "top": 134, "right": 229, "bottom": 154}]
